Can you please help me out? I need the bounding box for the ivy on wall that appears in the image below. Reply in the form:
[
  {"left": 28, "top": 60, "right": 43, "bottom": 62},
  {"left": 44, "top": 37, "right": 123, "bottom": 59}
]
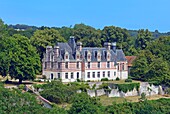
[{"left": 116, "top": 83, "right": 140, "bottom": 93}]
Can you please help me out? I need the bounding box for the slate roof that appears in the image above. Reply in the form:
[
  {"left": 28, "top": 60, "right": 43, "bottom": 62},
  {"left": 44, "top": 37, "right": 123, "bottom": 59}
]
[{"left": 55, "top": 38, "right": 127, "bottom": 62}]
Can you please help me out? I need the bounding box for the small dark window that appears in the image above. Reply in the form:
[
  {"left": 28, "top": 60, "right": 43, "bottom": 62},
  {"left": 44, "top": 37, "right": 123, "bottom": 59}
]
[
  {"left": 122, "top": 63, "right": 124, "bottom": 70},
  {"left": 51, "top": 62, "right": 53, "bottom": 69},
  {"left": 98, "top": 62, "right": 100, "bottom": 68},
  {"left": 71, "top": 72, "right": 74, "bottom": 79},
  {"left": 51, "top": 73, "right": 53, "bottom": 79},
  {"left": 58, "top": 63, "right": 61, "bottom": 69},
  {"left": 77, "top": 72, "right": 79, "bottom": 79},
  {"left": 88, "top": 62, "right": 90, "bottom": 68},
  {"left": 114, "top": 72, "right": 116, "bottom": 76},
  {"left": 65, "top": 73, "right": 68, "bottom": 79},
  {"left": 107, "top": 62, "right": 110, "bottom": 68},
  {"left": 44, "top": 62, "right": 47, "bottom": 69},
  {"left": 93, "top": 72, "right": 95, "bottom": 78},
  {"left": 87, "top": 72, "right": 90, "bottom": 78},
  {"left": 77, "top": 55, "right": 80, "bottom": 59},
  {"left": 65, "top": 62, "right": 68, "bottom": 69},
  {"left": 103, "top": 71, "right": 105, "bottom": 77},
  {"left": 77, "top": 62, "right": 79, "bottom": 68},
  {"left": 97, "top": 72, "right": 100, "bottom": 78},
  {"left": 108, "top": 71, "right": 110, "bottom": 77},
  {"left": 58, "top": 73, "right": 60, "bottom": 79},
  {"left": 88, "top": 55, "right": 91, "bottom": 59},
  {"left": 66, "top": 55, "right": 68, "bottom": 59}
]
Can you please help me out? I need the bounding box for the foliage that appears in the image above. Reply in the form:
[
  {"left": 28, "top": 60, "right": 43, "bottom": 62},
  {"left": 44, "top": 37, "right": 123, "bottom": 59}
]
[
  {"left": 30, "top": 28, "right": 66, "bottom": 59},
  {"left": 139, "top": 92, "right": 147, "bottom": 102},
  {"left": 0, "top": 84, "right": 66, "bottom": 114},
  {"left": 101, "top": 78, "right": 109, "bottom": 81},
  {"left": 131, "top": 36, "right": 170, "bottom": 86},
  {"left": 125, "top": 79, "right": 132, "bottom": 82},
  {"left": 135, "top": 29, "right": 153, "bottom": 50},
  {"left": 0, "top": 34, "right": 41, "bottom": 83},
  {"left": 18, "top": 84, "right": 25, "bottom": 90},
  {"left": 40, "top": 81, "right": 78, "bottom": 104},
  {"left": 68, "top": 92, "right": 103, "bottom": 114},
  {"left": 116, "top": 77, "right": 120, "bottom": 81},
  {"left": 105, "top": 98, "right": 170, "bottom": 114},
  {"left": 116, "top": 83, "right": 140, "bottom": 93}
]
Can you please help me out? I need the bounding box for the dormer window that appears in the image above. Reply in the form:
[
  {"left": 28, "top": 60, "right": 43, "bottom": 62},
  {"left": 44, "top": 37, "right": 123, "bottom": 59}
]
[
  {"left": 88, "top": 55, "right": 90, "bottom": 59},
  {"left": 77, "top": 55, "right": 80, "bottom": 59},
  {"left": 66, "top": 55, "right": 68, "bottom": 59}
]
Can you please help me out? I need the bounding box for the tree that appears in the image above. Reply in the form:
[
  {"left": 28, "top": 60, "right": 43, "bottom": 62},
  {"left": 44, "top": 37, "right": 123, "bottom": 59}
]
[
  {"left": 73, "top": 23, "right": 102, "bottom": 47},
  {"left": 30, "top": 28, "right": 66, "bottom": 59},
  {"left": 68, "top": 93, "right": 102, "bottom": 114},
  {"left": 135, "top": 29, "right": 153, "bottom": 50},
  {"left": 0, "top": 34, "right": 41, "bottom": 83}
]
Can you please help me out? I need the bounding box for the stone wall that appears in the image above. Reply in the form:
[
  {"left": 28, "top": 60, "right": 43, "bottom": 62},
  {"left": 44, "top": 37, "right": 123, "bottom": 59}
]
[{"left": 87, "top": 82, "right": 164, "bottom": 98}]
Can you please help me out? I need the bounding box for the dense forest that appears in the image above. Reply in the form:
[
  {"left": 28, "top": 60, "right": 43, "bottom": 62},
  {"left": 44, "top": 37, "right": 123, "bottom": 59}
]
[{"left": 0, "top": 18, "right": 170, "bottom": 86}]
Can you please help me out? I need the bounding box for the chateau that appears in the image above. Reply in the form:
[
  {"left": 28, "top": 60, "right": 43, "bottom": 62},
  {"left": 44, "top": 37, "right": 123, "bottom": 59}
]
[{"left": 42, "top": 36, "right": 128, "bottom": 82}]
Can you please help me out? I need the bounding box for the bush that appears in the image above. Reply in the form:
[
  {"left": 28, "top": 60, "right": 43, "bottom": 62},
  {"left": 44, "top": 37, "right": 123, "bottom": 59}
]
[
  {"left": 101, "top": 78, "right": 109, "bottom": 81},
  {"left": 42, "top": 75, "right": 47, "bottom": 79},
  {"left": 116, "top": 77, "right": 120, "bottom": 81},
  {"left": 77, "top": 79, "right": 81, "bottom": 82},
  {"left": 125, "top": 79, "right": 132, "bottom": 82},
  {"left": 87, "top": 80, "right": 90, "bottom": 82},
  {"left": 18, "top": 84, "right": 25, "bottom": 90}
]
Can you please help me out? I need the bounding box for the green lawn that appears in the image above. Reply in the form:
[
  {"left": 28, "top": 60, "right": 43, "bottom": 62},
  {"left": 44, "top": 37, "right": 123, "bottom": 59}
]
[{"left": 99, "top": 95, "right": 170, "bottom": 106}]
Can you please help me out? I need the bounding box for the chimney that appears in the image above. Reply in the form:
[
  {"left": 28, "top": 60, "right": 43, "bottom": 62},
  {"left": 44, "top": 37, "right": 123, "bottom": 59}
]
[
  {"left": 46, "top": 46, "right": 52, "bottom": 61},
  {"left": 68, "top": 36, "right": 76, "bottom": 52},
  {"left": 53, "top": 46, "right": 59, "bottom": 61},
  {"left": 104, "top": 42, "right": 111, "bottom": 50},
  {"left": 111, "top": 42, "right": 116, "bottom": 52},
  {"left": 77, "top": 42, "right": 82, "bottom": 51}
]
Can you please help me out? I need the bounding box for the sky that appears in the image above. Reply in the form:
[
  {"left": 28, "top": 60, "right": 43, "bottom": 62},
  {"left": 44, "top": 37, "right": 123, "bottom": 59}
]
[{"left": 0, "top": 0, "right": 170, "bottom": 32}]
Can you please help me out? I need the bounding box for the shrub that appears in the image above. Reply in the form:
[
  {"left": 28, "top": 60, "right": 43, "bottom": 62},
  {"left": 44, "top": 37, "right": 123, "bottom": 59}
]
[
  {"left": 125, "top": 79, "right": 132, "bottom": 82},
  {"left": 87, "top": 80, "right": 90, "bottom": 82},
  {"left": 42, "top": 75, "right": 47, "bottom": 79},
  {"left": 116, "top": 77, "right": 120, "bottom": 81},
  {"left": 18, "top": 84, "right": 25, "bottom": 90},
  {"left": 101, "top": 78, "right": 109, "bottom": 81},
  {"left": 77, "top": 79, "right": 81, "bottom": 82}
]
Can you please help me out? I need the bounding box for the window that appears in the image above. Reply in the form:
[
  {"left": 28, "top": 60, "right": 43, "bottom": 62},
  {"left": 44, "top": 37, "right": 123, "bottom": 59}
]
[
  {"left": 88, "top": 62, "right": 90, "bottom": 68},
  {"left": 108, "top": 71, "right": 110, "bottom": 77},
  {"left": 65, "top": 55, "right": 68, "bottom": 59},
  {"left": 51, "top": 73, "right": 53, "bottom": 79},
  {"left": 65, "top": 62, "right": 68, "bottom": 69},
  {"left": 58, "top": 63, "right": 61, "bottom": 69},
  {"left": 88, "top": 55, "right": 91, "bottom": 59},
  {"left": 87, "top": 72, "right": 90, "bottom": 78},
  {"left": 58, "top": 73, "right": 60, "bottom": 79},
  {"left": 65, "top": 73, "right": 68, "bottom": 79},
  {"left": 114, "top": 72, "right": 116, "bottom": 76},
  {"left": 122, "top": 63, "right": 124, "bottom": 70},
  {"left": 71, "top": 72, "right": 74, "bottom": 79},
  {"left": 97, "top": 72, "right": 100, "bottom": 78},
  {"left": 77, "top": 72, "right": 79, "bottom": 79},
  {"left": 93, "top": 72, "right": 95, "bottom": 78},
  {"left": 98, "top": 55, "right": 100, "bottom": 60},
  {"left": 77, "top": 55, "right": 80, "bottom": 59},
  {"left": 118, "top": 63, "right": 119, "bottom": 70},
  {"left": 77, "top": 62, "right": 79, "bottom": 68},
  {"left": 98, "top": 62, "right": 100, "bottom": 68},
  {"left": 107, "top": 55, "right": 110, "bottom": 59},
  {"left": 44, "top": 62, "right": 47, "bottom": 69},
  {"left": 103, "top": 71, "right": 105, "bottom": 77},
  {"left": 51, "top": 62, "right": 53, "bottom": 69},
  {"left": 107, "top": 62, "right": 110, "bottom": 68}
]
